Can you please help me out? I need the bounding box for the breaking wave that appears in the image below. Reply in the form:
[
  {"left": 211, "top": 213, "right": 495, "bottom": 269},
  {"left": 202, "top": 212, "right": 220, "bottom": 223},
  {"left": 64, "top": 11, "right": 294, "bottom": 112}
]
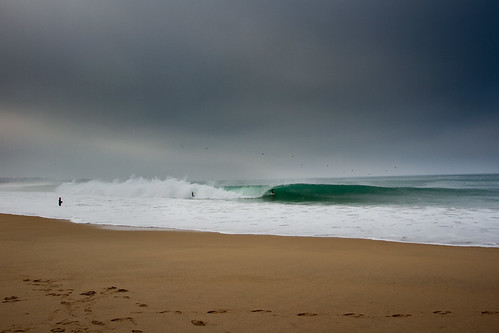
[
  {"left": 55, "top": 176, "right": 499, "bottom": 207},
  {"left": 260, "top": 183, "right": 499, "bottom": 206},
  {"left": 56, "top": 177, "right": 243, "bottom": 200}
]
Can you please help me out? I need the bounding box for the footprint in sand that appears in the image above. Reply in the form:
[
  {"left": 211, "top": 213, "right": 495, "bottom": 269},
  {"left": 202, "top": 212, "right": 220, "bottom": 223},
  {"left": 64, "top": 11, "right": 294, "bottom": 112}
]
[
  {"left": 343, "top": 312, "right": 365, "bottom": 318},
  {"left": 191, "top": 320, "right": 207, "bottom": 326},
  {"left": 158, "top": 310, "right": 183, "bottom": 314},
  {"left": 111, "top": 317, "right": 136, "bottom": 324},
  {"left": 481, "top": 311, "right": 499, "bottom": 315},
  {"left": 207, "top": 309, "right": 228, "bottom": 314},
  {"left": 80, "top": 291, "right": 96, "bottom": 296},
  {"left": 56, "top": 319, "right": 79, "bottom": 326},
  {"left": 433, "top": 310, "right": 452, "bottom": 315},
  {"left": 2, "top": 296, "right": 20, "bottom": 303},
  {"left": 251, "top": 309, "right": 272, "bottom": 313},
  {"left": 111, "top": 288, "right": 130, "bottom": 299},
  {"left": 387, "top": 313, "right": 412, "bottom": 318},
  {"left": 29, "top": 279, "right": 56, "bottom": 288},
  {"left": 100, "top": 287, "right": 116, "bottom": 295},
  {"left": 136, "top": 303, "right": 148, "bottom": 308},
  {"left": 46, "top": 292, "right": 69, "bottom": 297},
  {"left": 297, "top": 312, "right": 318, "bottom": 317}
]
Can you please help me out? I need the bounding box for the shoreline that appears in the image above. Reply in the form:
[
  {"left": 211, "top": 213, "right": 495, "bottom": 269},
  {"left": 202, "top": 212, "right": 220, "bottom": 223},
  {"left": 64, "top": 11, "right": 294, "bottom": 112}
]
[
  {"left": 4, "top": 211, "right": 499, "bottom": 249},
  {"left": 1, "top": 213, "right": 499, "bottom": 332}
]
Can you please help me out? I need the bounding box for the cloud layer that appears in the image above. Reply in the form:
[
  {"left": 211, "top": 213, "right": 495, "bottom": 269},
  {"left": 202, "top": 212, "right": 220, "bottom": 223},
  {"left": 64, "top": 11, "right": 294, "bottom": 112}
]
[{"left": 1, "top": 0, "right": 498, "bottom": 180}]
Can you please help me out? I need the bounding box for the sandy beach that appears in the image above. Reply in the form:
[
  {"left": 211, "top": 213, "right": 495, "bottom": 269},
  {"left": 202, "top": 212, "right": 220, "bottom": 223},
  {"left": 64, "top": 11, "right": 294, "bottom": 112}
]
[{"left": 1, "top": 214, "right": 498, "bottom": 332}]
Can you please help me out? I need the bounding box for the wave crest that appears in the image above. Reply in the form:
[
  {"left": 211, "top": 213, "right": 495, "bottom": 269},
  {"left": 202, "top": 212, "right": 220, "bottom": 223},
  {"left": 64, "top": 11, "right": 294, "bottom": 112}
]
[
  {"left": 260, "top": 183, "right": 494, "bottom": 205},
  {"left": 56, "top": 177, "right": 242, "bottom": 200}
]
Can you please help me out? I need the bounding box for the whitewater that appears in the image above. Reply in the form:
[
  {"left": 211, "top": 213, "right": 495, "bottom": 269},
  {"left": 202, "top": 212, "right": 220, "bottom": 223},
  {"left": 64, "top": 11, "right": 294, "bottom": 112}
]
[{"left": 0, "top": 174, "right": 498, "bottom": 247}]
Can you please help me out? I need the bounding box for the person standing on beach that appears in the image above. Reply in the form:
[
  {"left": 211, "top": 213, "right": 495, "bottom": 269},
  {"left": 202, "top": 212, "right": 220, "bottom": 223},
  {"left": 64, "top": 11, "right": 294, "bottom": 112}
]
[{"left": 58, "top": 197, "right": 63, "bottom": 206}]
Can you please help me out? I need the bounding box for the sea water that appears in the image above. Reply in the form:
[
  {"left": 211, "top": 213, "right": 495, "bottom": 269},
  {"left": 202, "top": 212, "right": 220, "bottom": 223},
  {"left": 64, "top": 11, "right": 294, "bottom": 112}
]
[{"left": 0, "top": 174, "right": 498, "bottom": 247}]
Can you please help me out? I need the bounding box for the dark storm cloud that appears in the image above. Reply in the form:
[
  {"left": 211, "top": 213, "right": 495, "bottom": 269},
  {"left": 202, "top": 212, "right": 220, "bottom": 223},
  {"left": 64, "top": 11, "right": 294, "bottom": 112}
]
[{"left": 1, "top": 0, "right": 498, "bottom": 179}]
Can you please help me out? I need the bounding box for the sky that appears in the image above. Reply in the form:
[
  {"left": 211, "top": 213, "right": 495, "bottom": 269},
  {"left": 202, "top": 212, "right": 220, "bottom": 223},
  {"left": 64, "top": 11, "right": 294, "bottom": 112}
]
[{"left": 1, "top": 0, "right": 498, "bottom": 181}]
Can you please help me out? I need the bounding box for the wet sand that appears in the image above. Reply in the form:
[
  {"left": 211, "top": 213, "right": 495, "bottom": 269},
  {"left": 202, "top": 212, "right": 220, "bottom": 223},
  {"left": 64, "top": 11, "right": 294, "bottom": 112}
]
[{"left": 1, "top": 213, "right": 498, "bottom": 332}]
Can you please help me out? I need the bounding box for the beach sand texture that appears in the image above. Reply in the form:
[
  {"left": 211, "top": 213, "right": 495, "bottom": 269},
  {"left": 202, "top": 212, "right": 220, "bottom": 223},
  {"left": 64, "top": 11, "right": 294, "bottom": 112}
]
[{"left": 1, "top": 214, "right": 498, "bottom": 332}]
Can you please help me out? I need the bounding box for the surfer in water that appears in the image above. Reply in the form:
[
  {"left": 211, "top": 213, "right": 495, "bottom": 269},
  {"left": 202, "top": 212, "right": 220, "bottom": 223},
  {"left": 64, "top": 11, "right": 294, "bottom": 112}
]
[
  {"left": 269, "top": 189, "right": 276, "bottom": 201},
  {"left": 192, "top": 192, "right": 195, "bottom": 198},
  {"left": 58, "top": 197, "right": 63, "bottom": 206}
]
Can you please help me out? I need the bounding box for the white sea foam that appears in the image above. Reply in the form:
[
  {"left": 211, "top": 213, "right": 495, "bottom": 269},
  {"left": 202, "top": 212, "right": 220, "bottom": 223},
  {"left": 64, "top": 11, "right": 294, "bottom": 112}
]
[
  {"left": 0, "top": 175, "right": 498, "bottom": 247},
  {"left": 56, "top": 177, "right": 243, "bottom": 200}
]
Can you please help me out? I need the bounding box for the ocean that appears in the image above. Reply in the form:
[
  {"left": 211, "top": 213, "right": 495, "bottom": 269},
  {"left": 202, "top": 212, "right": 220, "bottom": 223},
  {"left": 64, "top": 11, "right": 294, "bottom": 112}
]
[{"left": 1, "top": 174, "right": 498, "bottom": 247}]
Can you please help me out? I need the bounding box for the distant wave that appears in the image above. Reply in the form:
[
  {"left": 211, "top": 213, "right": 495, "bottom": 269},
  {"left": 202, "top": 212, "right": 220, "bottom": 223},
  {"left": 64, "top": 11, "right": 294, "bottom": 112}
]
[
  {"left": 0, "top": 177, "right": 61, "bottom": 192},
  {"left": 257, "top": 183, "right": 498, "bottom": 205}
]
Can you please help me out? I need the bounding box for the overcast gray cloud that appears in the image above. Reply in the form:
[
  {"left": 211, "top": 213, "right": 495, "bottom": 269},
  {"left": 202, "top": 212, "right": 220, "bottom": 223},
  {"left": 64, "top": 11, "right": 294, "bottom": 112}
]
[{"left": 1, "top": 0, "right": 498, "bottom": 180}]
